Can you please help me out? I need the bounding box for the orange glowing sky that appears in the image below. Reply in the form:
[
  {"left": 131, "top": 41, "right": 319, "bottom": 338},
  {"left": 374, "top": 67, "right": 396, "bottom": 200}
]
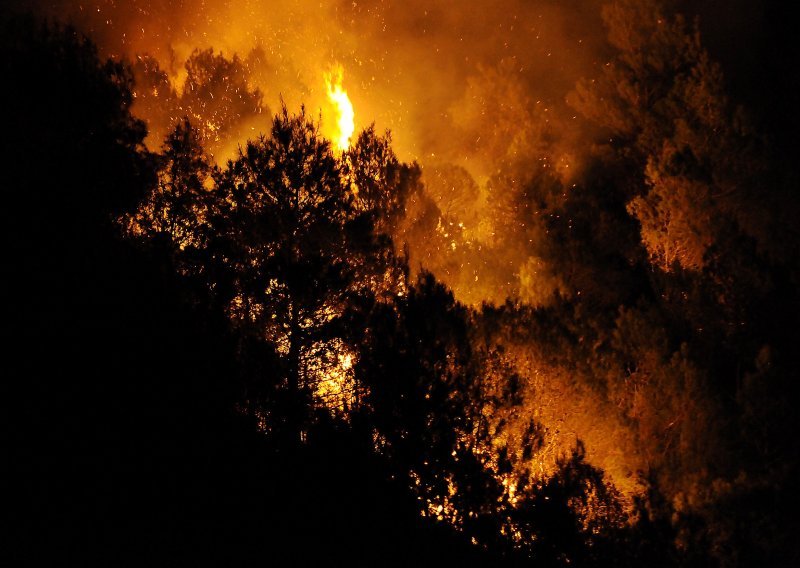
[{"left": 25, "top": 0, "right": 610, "bottom": 174}]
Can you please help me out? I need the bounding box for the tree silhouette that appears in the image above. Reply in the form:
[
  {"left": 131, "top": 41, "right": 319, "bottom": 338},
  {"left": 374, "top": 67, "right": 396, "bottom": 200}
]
[
  {"left": 133, "top": 107, "right": 412, "bottom": 437},
  {"left": 128, "top": 119, "right": 214, "bottom": 254},
  {"left": 131, "top": 47, "right": 265, "bottom": 156},
  {"left": 4, "top": 16, "right": 505, "bottom": 566},
  {"left": 181, "top": 48, "right": 265, "bottom": 151},
  {"left": 208, "top": 106, "right": 357, "bottom": 435},
  {"left": 344, "top": 126, "right": 412, "bottom": 225},
  {"left": 356, "top": 274, "right": 500, "bottom": 530},
  {"left": 130, "top": 53, "right": 178, "bottom": 147}
]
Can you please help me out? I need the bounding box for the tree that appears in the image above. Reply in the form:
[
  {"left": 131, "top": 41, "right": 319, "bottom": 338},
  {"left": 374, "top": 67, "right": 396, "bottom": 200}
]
[
  {"left": 4, "top": 19, "right": 505, "bottom": 566},
  {"left": 130, "top": 53, "right": 179, "bottom": 148},
  {"left": 203, "top": 106, "right": 357, "bottom": 435},
  {"left": 569, "top": 0, "right": 784, "bottom": 276},
  {"left": 356, "top": 274, "right": 506, "bottom": 540},
  {"left": 568, "top": 0, "right": 706, "bottom": 164},
  {"left": 129, "top": 108, "right": 417, "bottom": 434},
  {"left": 448, "top": 59, "right": 558, "bottom": 174},
  {"left": 344, "top": 126, "right": 412, "bottom": 226},
  {"left": 181, "top": 48, "right": 265, "bottom": 153},
  {"left": 2, "top": 16, "right": 238, "bottom": 565},
  {"left": 131, "top": 48, "right": 266, "bottom": 157},
  {"left": 127, "top": 119, "right": 215, "bottom": 259}
]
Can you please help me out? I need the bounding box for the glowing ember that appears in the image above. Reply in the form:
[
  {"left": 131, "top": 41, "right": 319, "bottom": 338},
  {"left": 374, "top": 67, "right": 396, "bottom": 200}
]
[
  {"left": 306, "top": 339, "right": 360, "bottom": 415},
  {"left": 324, "top": 64, "right": 355, "bottom": 151}
]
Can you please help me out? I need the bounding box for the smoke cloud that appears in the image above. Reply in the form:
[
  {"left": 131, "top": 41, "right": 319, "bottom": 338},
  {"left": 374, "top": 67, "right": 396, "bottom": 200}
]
[
  {"left": 9, "top": 0, "right": 778, "bottom": 307},
  {"left": 17, "top": 1, "right": 606, "bottom": 163}
]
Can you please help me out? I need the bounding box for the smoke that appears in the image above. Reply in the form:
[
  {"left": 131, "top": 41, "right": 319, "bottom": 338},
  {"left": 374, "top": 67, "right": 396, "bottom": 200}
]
[
  {"left": 15, "top": 1, "right": 604, "bottom": 161},
  {"left": 10, "top": 0, "right": 771, "bottom": 307}
]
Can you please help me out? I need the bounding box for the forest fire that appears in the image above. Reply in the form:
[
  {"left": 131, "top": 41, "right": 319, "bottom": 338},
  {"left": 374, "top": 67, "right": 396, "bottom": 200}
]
[{"left": 6, "top": 0, "right": 799, "bottom": 566}]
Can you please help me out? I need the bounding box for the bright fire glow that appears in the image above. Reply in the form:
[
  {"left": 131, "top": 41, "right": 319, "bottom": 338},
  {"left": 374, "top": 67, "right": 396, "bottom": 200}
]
[
  {"left": 324, "top": 64, "right": 355, "bottom": 151},
  {"left": 305, "top": 338, "right": 360, "bottom": 415}
]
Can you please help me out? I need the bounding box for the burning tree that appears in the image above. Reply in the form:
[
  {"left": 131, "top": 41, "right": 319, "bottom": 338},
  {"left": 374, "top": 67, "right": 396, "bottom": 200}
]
[
  {"left": 129, "top": 105, "right": 410, "bottom": 436},
  {"left": 212, "top": 106, "right": 357, "bottom": 432},
  {"left": 131, "top": 48, "right": 265, "bottom": 157}
]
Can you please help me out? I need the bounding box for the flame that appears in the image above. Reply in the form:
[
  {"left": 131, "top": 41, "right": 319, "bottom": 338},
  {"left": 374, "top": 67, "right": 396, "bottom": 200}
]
[{"left": 324, "top": 64, "right": 355, "bottom": 151}]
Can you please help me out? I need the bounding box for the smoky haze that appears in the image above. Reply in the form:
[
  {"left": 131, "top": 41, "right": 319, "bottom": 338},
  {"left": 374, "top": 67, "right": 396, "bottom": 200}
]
[
  {"left": 18, "top": 1, "right": 777, "bottom": 174},
  {"left": 11, "top": 0, "right": 782, "bottom": 307},
  {"left": 17, "top": 0, "right": 607, "bottom": 168}
]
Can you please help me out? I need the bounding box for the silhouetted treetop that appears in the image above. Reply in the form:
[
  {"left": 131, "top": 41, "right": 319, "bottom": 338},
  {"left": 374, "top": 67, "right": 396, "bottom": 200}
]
[{"left": 2, "top": 15, "right": 150, "bottom": 220}]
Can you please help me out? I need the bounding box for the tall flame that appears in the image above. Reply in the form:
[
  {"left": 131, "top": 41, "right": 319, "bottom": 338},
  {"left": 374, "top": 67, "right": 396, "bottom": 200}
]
[{"left": 324, "top": 64, "right": 355, "bottom": 151}]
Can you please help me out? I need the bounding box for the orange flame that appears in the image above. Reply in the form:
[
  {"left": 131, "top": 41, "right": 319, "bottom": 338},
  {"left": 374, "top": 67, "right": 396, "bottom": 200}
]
[{"left": 324, "top": 64, "right": 355, "bottom": 151}]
